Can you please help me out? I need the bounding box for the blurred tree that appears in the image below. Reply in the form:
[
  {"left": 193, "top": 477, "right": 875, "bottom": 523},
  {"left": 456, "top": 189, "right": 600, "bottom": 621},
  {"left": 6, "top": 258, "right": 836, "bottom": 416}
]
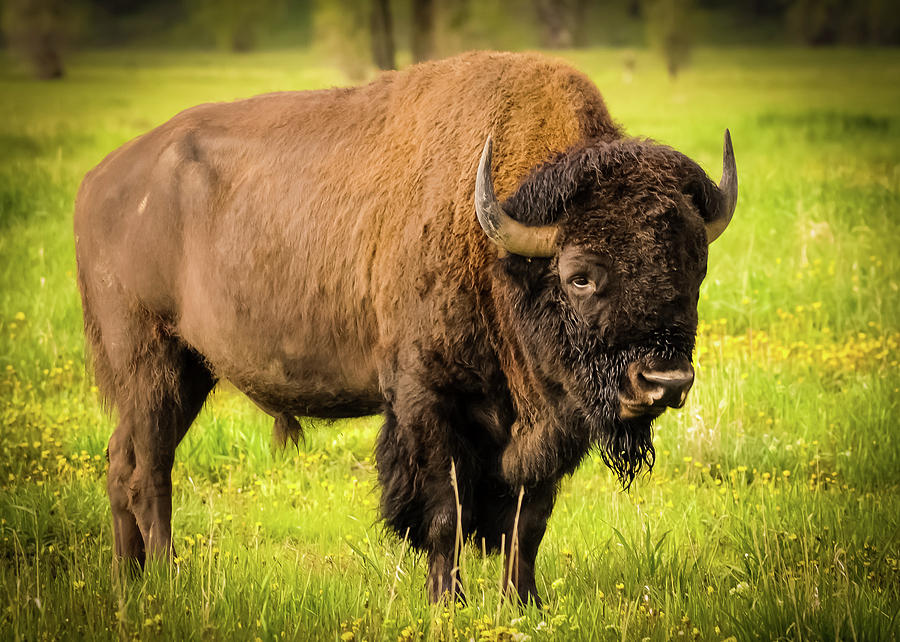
[
  {"left": 534, "top": 0, "right": 587, "bottom": 48},
  {"left": 787, "top": 0, "right": 899, "bottom": 45},
  {"left": 1, "top": 0, "right": 84, "bottom": 79},
  {"left": 786, "top": 0, "right": 841, "bottom": 43},
  {"left": 411, "top": 0, "right": 434, "bottom": 62},
  {"left": 449, "top": 0, "right": 538, "bottom": 52},
  {"left": 314, "top": 0, "right": 373, "bottom": 80},
  {"left": 188, "top": 0, "right": 284, "bottom": 52},
  {"left": 371, "top": 0, "right": 395, "bottom": 69},
  {"left": 430, "top": 0, "right": 477, "bottom": 58},
  {"left": 88, "top": 0, "right": 176, "bottom": 15},
  {"left": 570, "top": 0, "right": 589, "bottom": 46},
  {"left": 740, "top": 0, "right": 789, "bottom": 17},
  {"left": 645, "top": 0, "right": 694, "bottom": 78},
  {"left": 865, "top": 0, "right": 900, "bottom": 44},
  {"left": 439, "top": 0, "right": 469, "bottom": 35}
]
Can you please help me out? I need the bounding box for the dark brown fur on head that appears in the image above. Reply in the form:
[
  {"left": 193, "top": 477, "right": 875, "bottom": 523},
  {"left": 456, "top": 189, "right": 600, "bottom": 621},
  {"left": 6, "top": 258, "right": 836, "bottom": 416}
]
[{"left": 492, "top": 138, "right": 714, "bottom": 488}]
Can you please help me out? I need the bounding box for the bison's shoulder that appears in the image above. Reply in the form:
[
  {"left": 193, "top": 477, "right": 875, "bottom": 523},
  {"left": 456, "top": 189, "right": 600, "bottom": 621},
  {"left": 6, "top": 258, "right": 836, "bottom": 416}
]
[{"left": 401, "top": 51, "right": 622, "bottom": 143}]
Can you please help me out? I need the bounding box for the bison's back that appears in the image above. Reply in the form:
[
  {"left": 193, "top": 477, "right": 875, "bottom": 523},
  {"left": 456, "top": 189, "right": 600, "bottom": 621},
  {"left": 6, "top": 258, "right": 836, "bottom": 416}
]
[{"left": 74, "top": 51, "right": 619, "bottom": 417}]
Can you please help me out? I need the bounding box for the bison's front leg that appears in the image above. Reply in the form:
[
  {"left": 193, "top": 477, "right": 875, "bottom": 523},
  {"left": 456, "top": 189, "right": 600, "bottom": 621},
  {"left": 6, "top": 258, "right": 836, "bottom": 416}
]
[
  {"left": 499, "top": 481, "right": 556, "bottom": 607},
  {"left": 376, "top": 380, "right": 471, "bottom": 604},
  {"left": 425, "top": 512, "right": 465, "bottom": 603}
]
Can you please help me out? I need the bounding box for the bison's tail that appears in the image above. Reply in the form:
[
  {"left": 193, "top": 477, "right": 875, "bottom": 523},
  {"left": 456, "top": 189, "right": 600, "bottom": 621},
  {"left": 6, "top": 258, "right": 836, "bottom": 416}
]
[
  {"left": 76, "top": 264, "right": 117, "bottom": 414},
  {"left": 273, "top": 414, "right": 304, "bottom": 449}
]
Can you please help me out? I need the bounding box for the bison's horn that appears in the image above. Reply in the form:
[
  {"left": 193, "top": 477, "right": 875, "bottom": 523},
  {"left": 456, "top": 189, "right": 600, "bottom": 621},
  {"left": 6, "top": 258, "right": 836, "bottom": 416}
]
[
  {"left": 475, "top": 136, "right": 559, "bottom": 257},
  {"left": 705, "top": 129, "right": 738, "bottom": 244}
]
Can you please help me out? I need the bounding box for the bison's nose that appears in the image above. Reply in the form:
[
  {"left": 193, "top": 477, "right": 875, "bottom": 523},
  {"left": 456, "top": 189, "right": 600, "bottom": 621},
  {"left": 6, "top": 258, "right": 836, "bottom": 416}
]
[
  {"left": 619, "top": 361, "right": 695, "bottom": 419},
  {"left": 640, "top": 369, "right": 695, "bottom": 406}
]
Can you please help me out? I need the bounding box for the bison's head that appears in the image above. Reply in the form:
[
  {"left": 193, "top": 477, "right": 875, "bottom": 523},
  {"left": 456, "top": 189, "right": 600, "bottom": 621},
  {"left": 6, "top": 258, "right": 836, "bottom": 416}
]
[{"left": 476, "top": 133, "right": 737, "bottom": 486}]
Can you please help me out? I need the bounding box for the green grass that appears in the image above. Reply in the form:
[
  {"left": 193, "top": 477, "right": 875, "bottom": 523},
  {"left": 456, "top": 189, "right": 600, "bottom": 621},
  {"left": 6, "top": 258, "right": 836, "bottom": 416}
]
[{"left": 1, "top": 47, "right": 899, "bottom": 641}]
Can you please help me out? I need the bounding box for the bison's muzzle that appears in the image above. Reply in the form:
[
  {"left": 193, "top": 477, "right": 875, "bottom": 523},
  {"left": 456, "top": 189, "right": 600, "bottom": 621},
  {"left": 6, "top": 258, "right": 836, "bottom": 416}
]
[{"left": 619, "top": 359, "right": 695, "bottom": 419}]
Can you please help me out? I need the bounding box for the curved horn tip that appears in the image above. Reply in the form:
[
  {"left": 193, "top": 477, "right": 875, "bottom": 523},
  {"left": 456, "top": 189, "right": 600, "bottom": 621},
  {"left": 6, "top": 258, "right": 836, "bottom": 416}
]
[
  {"left": 479, "top": 135, "right": 495, "bottom": 176},
  {"left": 475, "top": 135, "right": 498, "bottom": 216},
  {"left": 477, "top": 136, "right": 494, "bottom": 188},
  {"left": 705, "top": 128, "right": 738, "bottom": 244},
  {"left": 721, "top": 128, "right": 737, "bottom": 194}
]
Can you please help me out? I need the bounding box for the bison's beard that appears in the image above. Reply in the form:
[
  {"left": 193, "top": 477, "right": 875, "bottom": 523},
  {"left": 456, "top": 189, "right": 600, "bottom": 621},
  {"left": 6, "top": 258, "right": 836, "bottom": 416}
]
[
  {"left": 500, "top": 284, "right": 693, "bottom": 490},
  {"left": 568, "top": 343, "right": 656, "bottom": 488},
  {"left": 565, "top": 313, "right": 694, "bottom": 488}
]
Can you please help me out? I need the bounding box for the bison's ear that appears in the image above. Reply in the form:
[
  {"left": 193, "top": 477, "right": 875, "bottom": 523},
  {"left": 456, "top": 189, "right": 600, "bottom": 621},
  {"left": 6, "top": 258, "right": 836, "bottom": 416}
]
[{"left": 683, "top": 130, "right": 738, "bottom": 244}]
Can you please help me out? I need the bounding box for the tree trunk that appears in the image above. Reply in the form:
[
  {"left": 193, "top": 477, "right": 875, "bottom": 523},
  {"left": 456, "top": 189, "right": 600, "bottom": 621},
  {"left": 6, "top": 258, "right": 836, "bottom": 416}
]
[
  {"left": 571, "top": 0, "right": 589, "bottom": 47},
  {"left": 412, "top": 0, "right": 435, "bottom": 63},
  {"left": 535, "top": 0, "right": 573, "bottom": 49},
  {"left": 3, "top": 0, "right": 67, "bottom": 79},
  {"left": 26, "top": 32, "right": 64, "bottom": 78},
  {"left": 370, "top": 0, "right": 395, "bottom": 70}
]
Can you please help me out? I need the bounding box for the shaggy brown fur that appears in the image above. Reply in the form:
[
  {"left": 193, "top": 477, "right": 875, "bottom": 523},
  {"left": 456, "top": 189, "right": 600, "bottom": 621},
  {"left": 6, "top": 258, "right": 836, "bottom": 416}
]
[{"left": 74, "top": 51, "right": 733, "bottom": 604}]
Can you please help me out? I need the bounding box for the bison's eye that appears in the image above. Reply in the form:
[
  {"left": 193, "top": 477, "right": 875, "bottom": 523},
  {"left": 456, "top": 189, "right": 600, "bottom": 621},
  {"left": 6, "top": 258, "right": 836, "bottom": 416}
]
[
  {"left": 558, "top": 247, "right": 611, "bottom": 325},
  {"left": 569, "top": 275, "right": 594, "bottom": 291}
]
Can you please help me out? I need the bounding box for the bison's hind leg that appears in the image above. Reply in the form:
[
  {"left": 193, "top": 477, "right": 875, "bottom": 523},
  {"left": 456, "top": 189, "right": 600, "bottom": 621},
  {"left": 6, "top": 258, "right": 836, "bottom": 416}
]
[{"left": 104, "top": 318, "right": 216, "bottom": 566}]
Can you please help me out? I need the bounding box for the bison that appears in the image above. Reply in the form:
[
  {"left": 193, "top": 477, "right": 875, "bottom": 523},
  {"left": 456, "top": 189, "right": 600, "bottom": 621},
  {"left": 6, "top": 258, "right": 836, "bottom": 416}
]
[{"left": 74, "top": 51, "right": 736, "bottom": 605}]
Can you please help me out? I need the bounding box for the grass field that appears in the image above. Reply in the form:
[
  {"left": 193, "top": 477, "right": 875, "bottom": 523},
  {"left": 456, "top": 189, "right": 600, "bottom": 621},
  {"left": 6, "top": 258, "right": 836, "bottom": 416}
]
[{"left": 1, "top": 47, "right": 898, "bottom": 641}]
